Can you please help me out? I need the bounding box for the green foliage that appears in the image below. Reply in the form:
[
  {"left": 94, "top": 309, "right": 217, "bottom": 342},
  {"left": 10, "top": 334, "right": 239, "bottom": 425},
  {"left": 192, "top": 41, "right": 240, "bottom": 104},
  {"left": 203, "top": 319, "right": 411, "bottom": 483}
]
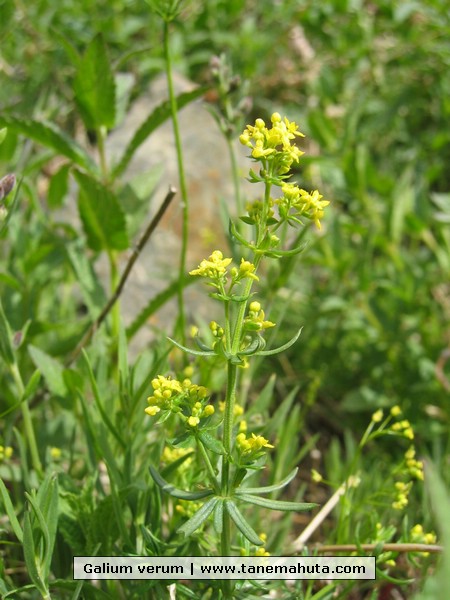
[{"left": 0, "top": 1, "right": 448, "bottom": 599}]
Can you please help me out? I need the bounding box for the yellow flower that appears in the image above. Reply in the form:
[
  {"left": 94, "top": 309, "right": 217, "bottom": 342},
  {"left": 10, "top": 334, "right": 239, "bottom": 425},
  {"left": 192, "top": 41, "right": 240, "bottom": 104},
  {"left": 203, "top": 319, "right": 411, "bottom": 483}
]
[
  {"left": 50, "top": 447, "right": 62, "bottom": 460},
  {"left": 371, "top": 409, "right": 384, "bottom": 423},
  {"left": 311, "top": 469, "right": 323, "bottom": 483},
  {"left": 189, "top": 250, "right": 232, "bottom": 279},
  {"left": 187, "top": 416, "right": 200, "bottom": 427},
  {"left": 390, "top": 405, "right": 402, "bottom": 416}
]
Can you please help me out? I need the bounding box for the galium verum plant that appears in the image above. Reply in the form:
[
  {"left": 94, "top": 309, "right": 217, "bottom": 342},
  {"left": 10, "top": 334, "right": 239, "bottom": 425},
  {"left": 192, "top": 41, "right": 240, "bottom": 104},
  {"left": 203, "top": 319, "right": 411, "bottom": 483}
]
[{"left": 147, "top": 113, "right": 329, "bottom": 559}]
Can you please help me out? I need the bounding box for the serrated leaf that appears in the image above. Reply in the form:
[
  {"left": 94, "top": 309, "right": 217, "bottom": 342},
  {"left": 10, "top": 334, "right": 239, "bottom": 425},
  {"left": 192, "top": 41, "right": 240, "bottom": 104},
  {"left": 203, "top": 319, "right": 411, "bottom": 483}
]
[
  {"left": 224, "top": 500, "right": 263, "bottom": 546},
  {"left": 149, "top": 464, "right": 214, "bottom": 500},
  {"left": 74, "top": 170, "right": 129, "bottom": 251},
  {"left": 235, "top": 493, "right": 317, "bottom": 512},
  {"left": 28, "top": 345, "right": 67, "bottom": 397},
  {"left": 177, "top": 497, "right": 218, "bottom": 538},
  {"left": 0, "top": 116, "right": 95, "bottom": 172},
  {"left": 73, "top": 34, "right": 116, "bottom": 130},
  {"left": 48, "top": 163, "right": 71, "bottom": 208},
  {"left": 237, "top": 468, "right": 298, "bottom": 495},
  {"left": 112, "top": 86, "right": 208, "bottom": 178}
]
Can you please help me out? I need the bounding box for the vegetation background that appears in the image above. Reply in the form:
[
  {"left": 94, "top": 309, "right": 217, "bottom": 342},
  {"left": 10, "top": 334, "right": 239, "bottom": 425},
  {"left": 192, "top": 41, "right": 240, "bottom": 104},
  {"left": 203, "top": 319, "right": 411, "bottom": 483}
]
[{"left": 0, "top": 0, "right": 449, "bottom": 598}]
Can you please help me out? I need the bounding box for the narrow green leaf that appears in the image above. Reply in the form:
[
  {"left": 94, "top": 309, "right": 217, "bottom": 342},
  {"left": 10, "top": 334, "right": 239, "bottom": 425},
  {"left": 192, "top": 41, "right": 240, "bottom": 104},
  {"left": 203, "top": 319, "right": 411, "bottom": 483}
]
[
  {"left": 22, "top": 369, "right": 41, "bottom": 402},
  {"left": 234, "top": 493, "right": 317, "bottom": 512},
  {"left": 224, "top": 500, "right": 263, "bottom": 546},
  {"left": 66, "top": 239, "right": 106, "bottom": 318},
  {"left": 28, "top": 345, "right": 67, "bottom": 397},
  {"left": 149, "top": 464, "right": 214, "bottom": 501},
  {"left": 25, "top": 492, "right": 51, "bottom": 566},
  {"left": 81, "top": 350, "right": 126, "bottom": 449},
  {"left": 74, "top": 170, "right": 129, "bottom": 251},
  {"left": 73, "top": 34, "right": 116, "bottom": 130},
  {"left": 0, "top": 299, "right": 14, "bottom": 365},
  {"left": 23, "top": 510, "right": 48, "bottom": 597},
  {"left": 258, "top": 327, "right": 303, "bottom": 356},
  {"left": 112, "top": 87, "right": 208, "bottom": 178},
  {"left": 161, "top": 451, "right": 195, "bottom": 478},
  {"left": 213, "top": 500, "right": 223, "bottom": 534},
  {"left": 127, "top": 278, "right": 188, "bottom": 339},
  {"left": 0, "top": 478, "right": 23, "bottom": 542},
  {"left": 167, "top": 337, "right": 215, "bottom": 357},
  {"left": 237, "top": 468, "right": 298, "bottom": 495},
  {"left": 177, "top": 497, "right": 218, "bottom": 538},
  {"left": 0, "top": 116, "right": 95, "bottom": 172}
]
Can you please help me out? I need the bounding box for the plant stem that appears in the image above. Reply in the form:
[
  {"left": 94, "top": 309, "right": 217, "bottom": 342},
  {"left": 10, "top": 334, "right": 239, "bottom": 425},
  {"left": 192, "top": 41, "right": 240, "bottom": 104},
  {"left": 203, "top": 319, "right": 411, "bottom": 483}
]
[
  {"left": 107, "top": 249, "right": 120, "bottom": 343},
  {"left": 10, "top": 362, "right": 43, "bottom": 477},
  {"left": 163, "top": 20, "right": 188, "bottom": 344}
]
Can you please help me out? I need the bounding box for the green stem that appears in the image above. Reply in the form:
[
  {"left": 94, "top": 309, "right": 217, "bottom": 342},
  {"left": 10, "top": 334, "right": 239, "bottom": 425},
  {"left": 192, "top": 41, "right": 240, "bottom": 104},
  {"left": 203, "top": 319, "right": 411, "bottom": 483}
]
[
  {"left": 163, "top": 20, "right": 188, "bottom": 344},
  {"left": 107, "top": 249, "right": 120, "bottom": 342},
  {"left": 10, "top": 363, "right": 43, "bottom": 477}
]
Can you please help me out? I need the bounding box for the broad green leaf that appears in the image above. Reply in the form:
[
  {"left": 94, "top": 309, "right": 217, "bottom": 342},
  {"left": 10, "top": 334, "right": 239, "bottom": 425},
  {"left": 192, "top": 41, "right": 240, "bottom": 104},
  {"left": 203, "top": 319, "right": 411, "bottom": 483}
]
[
  {"left": 0, "top": 116, "right": 95, "bottom": 172},
  {"left": 224, "top": 500, "right": 263, "bottom": 546},
  {"left": 177, "top": 497, "right": 218, "bottom": 538},
  {"left": 237, "top": 468, "right": 298, "bottom": 495},
  {"left": 0, "top": 299, "right": 14, "bottom": 365},
  {"left": 198, "top": 431, "right": 225, "bottom": 455},
  {"left": 74, "top": 170, "right": 129, "bottom": 251},
  {"left": 0, "top": 128, "right": 7, "bottom": 144},
  {"left": 73, "top": 34, "right": 116, "bottom": 130},
  {"left": 28, "top": 345, "right": 67, "bottom": 397},
  {"left": 112, "top": 86, "right": 208, "bottom": 178},
  {"left": 47, "top": 163, "right": 71, "bottom": 208},
  {"left": 149, "top": 464, "right": 214, "bottom": 501},
  {"left": 234, "top": 493, "right": 317, "bottom": 512},
  {"left": 0, "top": 478, "right": 23, "bottom": 542}
]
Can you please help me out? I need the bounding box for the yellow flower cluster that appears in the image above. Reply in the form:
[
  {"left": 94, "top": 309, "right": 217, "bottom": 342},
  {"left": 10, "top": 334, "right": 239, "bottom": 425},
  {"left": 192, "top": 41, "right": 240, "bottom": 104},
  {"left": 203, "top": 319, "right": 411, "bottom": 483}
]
[
  {"left": 189, "top": 250, "right": 232, "bottom": 279},
  {"left": 239, "top": 112, "right": 305, "bottom": 167},
  {"left": 145, "top": 375, "right": 183, "bottom": 416},
  {"left": 392, "top": 480, "right": 412, "bottom": 510},
  {"left": 277, "top": 183, "right": 330, "bottom": 230},
  {"left": 231, "top": 259, "right": 259, "bottom": 282},
  {"left": 391, "top": 419, "right": 414, "bottom": 440},
  {"left": 0, "top": 445, "right": 13, "bottom": 461},
  {"left": 236, "top": 432, "right": 274, "bottom": 455},
  {"left": 410, "top": 524, "right": 437, "bottom": 547},
  {"left": 145, "top": 376, "right": 213, "bottom": 427},
  {"left": 404, "top": 446, "right": 424, "bottom": 480},
  {"left": 244, "top": 301, "right": 275, "bottom": 332}
]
